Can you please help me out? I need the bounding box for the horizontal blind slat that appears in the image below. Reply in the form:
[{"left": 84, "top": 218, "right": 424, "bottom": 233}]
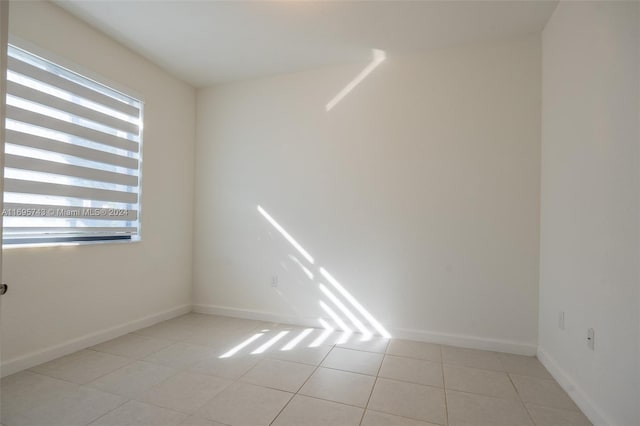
[
  {"left": 4, "top": 178, "right": 138, "bottom": 204},
  {"left": 6, "top": 129, "right": 139, "bottom": 170},
  {"left": 7, "top": 105, "right": 139, "bottom": 153},
  {"left": 8, "top": 56, "right": 140, "bottom": 117},
  {"left": 7, "top": 80, "right": 140, "bottom": 135},
  {"left": 5, "top": 153, "right": 139, "bottom": 186}
]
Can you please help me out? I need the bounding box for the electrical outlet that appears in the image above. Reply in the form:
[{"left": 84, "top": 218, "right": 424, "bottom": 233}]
[
  {"left": 270, "top": 275, "right": 279, "bottom": 288},
  {"left": 587, "top": 328, "right": 595, "bottom": 350},
  {"left": 558, "top": 311, "right": 565, "bottom": 330}
]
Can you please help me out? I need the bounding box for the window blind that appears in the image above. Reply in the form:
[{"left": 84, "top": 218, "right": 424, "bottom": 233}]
[{"left": 3, "top": 45, "right": 142, "bottom": 245}]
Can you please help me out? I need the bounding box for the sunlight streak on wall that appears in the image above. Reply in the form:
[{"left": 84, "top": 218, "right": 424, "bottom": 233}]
[
  {"left": 319, "top": 300, "right": 352, "bottom": 334},
  {"left": 325, "top": 49, "right": 386, "bottom": 111},
  {"left": 288, "top": 254, "right": 314, "bottom": 280},
  {"left": 257, "top": 205, "right": 315, "bottom": 264},
  {"left": 318, "top": 318, "right": 334, "bottom": 331},
  {"left": 320, "top": 267, "right": 392, "bottom": 338},
  {"left": 255, "top": 204, "right": 390, "bottom": 340},
  {"left": 308, "top": 319, "right": 334, "bottom": 347},
  {"left": 319, "top": 283, "right": 372, "bottom": 339}
]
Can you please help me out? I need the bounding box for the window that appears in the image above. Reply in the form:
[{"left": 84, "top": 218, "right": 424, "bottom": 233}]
[{"left": 3, "top": 45, "right": 143, "bottom": 245}]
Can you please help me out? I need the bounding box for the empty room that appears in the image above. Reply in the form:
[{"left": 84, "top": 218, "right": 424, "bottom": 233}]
[{"left": 0, "top": 0, "right": 638, "bottom": 425}]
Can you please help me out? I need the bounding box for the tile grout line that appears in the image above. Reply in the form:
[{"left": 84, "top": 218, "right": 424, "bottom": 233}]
[
  {"left": 358, "top": 339, "right": 389, "bottom": 426},
  {"left": 96, "top": 323, "right": 265, "bottom": 424},
  {"left": 11, "top": 370, "right": 132, "bottom": 426},
  {"left": 268, "top": 341, "right": 337, "bottom": 426},
  {"left": 129, "top": 385, "right": 236, "bottom": 422},
  {"left": 78, "top": 339, "right": 206, "bottom": 392},
  {"left": 289, "top": 392, "right": 373, "bottom": 411},
  {"left": 81, "top": 396, "right": 130, "bottom": 426},
  {"left": 364, "top": 408, "right": 449, "bottom": 426},
  {"left": 79, "top": 351, "right": 199, "bottom": 425},
  {"left": 80, "top": 352, "right": 145, "bottom": 385},
  {"left": 442, "top": 345, "right": 450, "bottom": 426},
  {"left": 371, "top": 375, "right": 447, "bottom": 392},
  {"left": 443, "top": 387, "right": 528, "bottom": 402},
  {"left": 21, "top": 369, "right": 138, "bottom": 406},
  {"left": 96, "top": 397, "right": 195, "bottom": 424},
  {"left": 178, "top": 325, "right": 331, "bottom": 424},
  {"left": 32, "top": 348, "right": 137, "bottom": 379},
  {"left": 507, "top": 372, "right": 538, "bottom": 426},
  {"left": 183, "top": 353, "right": 265, "bottom": 424},
  {"left": 143, "top": 322, "right": 298, "bottom": 423}
]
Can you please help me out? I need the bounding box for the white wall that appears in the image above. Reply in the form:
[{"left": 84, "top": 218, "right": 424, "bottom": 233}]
[
  {"left": 538, "top": 2, "right": 639, "bottom": 425},
  {"left": 1, "top": 1, "right": 196, "bottom": 374},
  {"left": 194, "top": 36, "right": 542, "bottom": 354}
]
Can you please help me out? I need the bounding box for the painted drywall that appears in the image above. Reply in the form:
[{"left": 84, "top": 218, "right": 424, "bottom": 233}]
[
  {"left": 539, "top": 1, "right": 640, "bottom": 424},
  {"left": 194, "top": 36, "right": 542, "bottom": 353},
  {"left": 1, "top": 1, "right": 195, "bottom": 374}
]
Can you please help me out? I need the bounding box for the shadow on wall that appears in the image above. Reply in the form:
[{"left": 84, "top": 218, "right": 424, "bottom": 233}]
[{"left": 218, "top": 205, "right": 391, "bottom": 359}]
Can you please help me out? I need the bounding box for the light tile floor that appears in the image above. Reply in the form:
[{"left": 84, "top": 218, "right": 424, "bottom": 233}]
[{"left": 1, "top": 313, "right": 592, "bottom": 426}]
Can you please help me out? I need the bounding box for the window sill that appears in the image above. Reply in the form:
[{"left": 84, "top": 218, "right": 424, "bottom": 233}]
[{"left": 2, "top": 236, "right": 141, "bottom": 250}]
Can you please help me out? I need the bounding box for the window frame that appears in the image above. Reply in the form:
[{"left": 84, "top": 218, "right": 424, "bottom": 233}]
[{"left": 3, "top": 38, "right": 145, "bottom": 248}]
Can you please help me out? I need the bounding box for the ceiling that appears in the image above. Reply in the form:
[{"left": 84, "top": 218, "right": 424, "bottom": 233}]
[{"left": 54, "top": 0, "right": 558, "bottom": 88}]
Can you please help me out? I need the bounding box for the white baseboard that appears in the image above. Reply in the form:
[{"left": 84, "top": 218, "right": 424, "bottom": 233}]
[
  {"left": 192, "top": 304, "right": 537, "bottom": 355},
  {"left": 192, "top": 304, "right": 321, "bottom": 328},
  {"left": 391, "top": 327, "right": 537, "bottom": 355},
  {"left": 537, "top": 347, "right": 609, "bottom": 426},
  {"left": 1, "top": 304, "right": 191, "bottom": 377}
]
